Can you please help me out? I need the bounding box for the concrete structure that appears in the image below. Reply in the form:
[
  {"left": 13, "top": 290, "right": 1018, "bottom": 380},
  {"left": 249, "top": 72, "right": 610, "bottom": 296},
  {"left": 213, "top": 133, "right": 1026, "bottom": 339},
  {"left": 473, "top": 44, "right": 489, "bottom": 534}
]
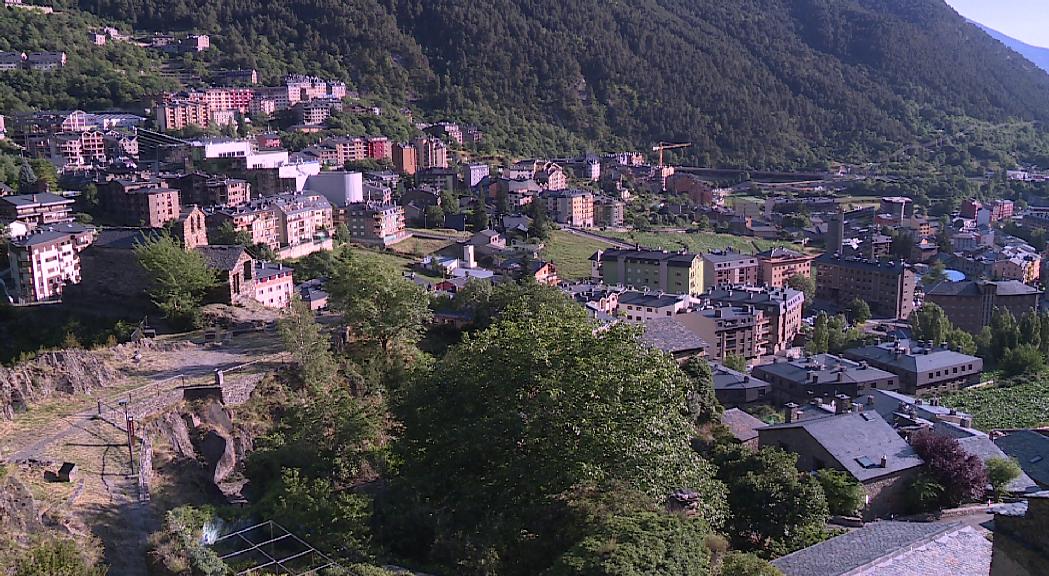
[
  {"left": 592, "top": 248, "right": 704, "bottom": 296},
  {"left": 7, "top": 223, "right": 96, "bottom": 303},
  {"left": 100, "top": 180, "right": 181, "bottom": 228},
  {"left": 844, "top": 339, "right": 983, "bottom": 397},
  {"left": 412, "top": 136, "right": 448, "bottom": 169},
  {"left": 925, "top": 280, "right": 1042, "bottom": 334},
  {"left": 344, "top": 203, "right": 409, "bottom": 247},
  {"left": 306, "top": 171, "right": 365, "bottom": 210},
  {"left": 757, "top": 247, "right": 815, "bottom": 288},
  {"left": 543, "top": 189, "right": 594, "bottom": 228},
  {"left": 752, "top": 354, "right": 900, "bottom": 405},
  {"left": 702, "top": 285, "right": 804, "bottom": 353},
  {"left": 703, "top": 250, "right": 759, "bottom": 288},
  {"left": 462, "top": 163, "right": 490, "bottom": 188},
  {"left": 759, "top": 409, "right": 924, "bottom": 519},
  {"left": 392, "top": 143, "right": 417, "bottom": 175},
  {"left": 673, "top": 304, "right": 769, "bottom": 360},
  {"left": 156, "top": 98, "right": 210, "bottom": 131},
  {"left": 594, "top": 197, "right": 625, "bottom": 228},
  {"left": 0, "top": 193, "right": 74, "bottom": 229},
  {"left": 209, "top": 191, "right": 332, "bottom": 254},
  {"left": 814, "top": 255, "right": 916, "bottom": 319}
]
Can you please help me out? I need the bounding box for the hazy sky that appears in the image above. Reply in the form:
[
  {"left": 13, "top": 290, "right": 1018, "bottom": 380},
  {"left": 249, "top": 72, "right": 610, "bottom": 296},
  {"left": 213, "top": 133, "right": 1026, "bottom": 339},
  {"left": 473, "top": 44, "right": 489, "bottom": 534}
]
[{"left": 946, "top": 0, "right": 1049, "bottom": 48}]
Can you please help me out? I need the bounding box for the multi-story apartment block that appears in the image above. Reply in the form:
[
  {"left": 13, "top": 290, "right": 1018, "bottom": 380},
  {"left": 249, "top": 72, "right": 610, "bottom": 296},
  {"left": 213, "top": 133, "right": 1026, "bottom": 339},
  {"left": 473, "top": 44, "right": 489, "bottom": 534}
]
[
  {"left": 25, "top": 51, "right": 66, "bottom": 70},
  {"left": 7, "top": 223, "right": 96, "bottom": 303},
  {"left": 0, "top": 193, "right": 74, "bottom": 229},
  {"left": 209, "top": 203, "right": 281, "bottom": 250},
  {"left": 814, "top": 255, "right": 916, "bottom": 319},
  {"left": 211, "top": 192, "right": 332, "bottom": 251},
  {"left": 703, "top": 285, "right": 805, "bottom": 354},
  {"left": 48, "top": 129, "right": 106, "bottom": 168},
  {"left": 393, "top": 143, "right": 418, "bottom": 175},
  {"left": 344, "top": 202, "right": 409, "bottom": 247},
  {"left": 544, "top": 189, "right": 594, "bottom": 228},
  {"left": 462, "top": 163, "right": 490, "bottom": 188},
  {"left": 100, "top": 180, "right": 181, "bottom": 227},
  {"left": 295, "top": 97, "right": 342, "bottom": 126},
  {"left": 618, "top": 291, "right": 693, "bottom": 322},
  {"left": 703, "top": 250, "right": 759, "bottom": 288},
  {"left": 0, "top": 51, "right": 26, "bottom": 70},
  {"left": 594, "top": 197, "right": 625, "bottom": 228},
  {"left": 925, "top": 279, "right": 1042, "bottom": 334},
  {"left": 213, "top": 68, "right": 258, "bottom": 85},
  {"left": 156, "top": 99, "right": 210, "bottom": 131},
  {"left": 844, "top": 339, "right": 983, "bottom": 397},
  {"left": 412, "top": 136, "right": 449, "bottom": 169},
  {"left": 253, "top": 261, "right": 295, "bottom": 309},
  {"left": 674, "top": 304, "right": 770, "bottom": 360},
  {"left": 171, "top": 173, "right": 251, "bottom": 207},
  {"left": 752, "top": 353, "right": 900, "bottom": 406},
  {"left": 367, "top": 136, "right": 391, "bottom": 160},
  {"left": 536, "top": 162, "right": 568, "bottom": 191},
  {"left": 757, "top": 247, "right": 815, "bottom": 288},
  {"left": 592, "top": 248, "right": 704, "bottom": 296}
]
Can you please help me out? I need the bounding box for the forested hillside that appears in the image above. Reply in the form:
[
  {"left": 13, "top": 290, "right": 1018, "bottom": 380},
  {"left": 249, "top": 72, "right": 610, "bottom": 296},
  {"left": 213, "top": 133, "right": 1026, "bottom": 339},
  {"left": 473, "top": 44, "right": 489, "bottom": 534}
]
[
  {"left": 57, "top": 0, "right": 1049, "bottom": 167},
  {"left": 974, "top": 22, "right": 1049, "bottom": 74}
]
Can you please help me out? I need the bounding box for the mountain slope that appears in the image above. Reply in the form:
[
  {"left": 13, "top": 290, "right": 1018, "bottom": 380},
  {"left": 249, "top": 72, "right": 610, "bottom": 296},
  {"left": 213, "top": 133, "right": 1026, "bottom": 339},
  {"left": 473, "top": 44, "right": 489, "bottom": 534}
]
[
  {"left": 971, "top": 21, "right": 1049, "bottom": 74},
  {"left": 70, "top": 0, "right": 1049, "bottom": 167}
]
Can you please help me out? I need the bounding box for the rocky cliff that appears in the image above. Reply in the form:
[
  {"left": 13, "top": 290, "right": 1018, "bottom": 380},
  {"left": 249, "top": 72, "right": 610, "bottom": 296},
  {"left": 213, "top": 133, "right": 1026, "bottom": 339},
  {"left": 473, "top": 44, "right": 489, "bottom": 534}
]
[{"left": 0, "top": 350, "right": 119, "bottom": 420}]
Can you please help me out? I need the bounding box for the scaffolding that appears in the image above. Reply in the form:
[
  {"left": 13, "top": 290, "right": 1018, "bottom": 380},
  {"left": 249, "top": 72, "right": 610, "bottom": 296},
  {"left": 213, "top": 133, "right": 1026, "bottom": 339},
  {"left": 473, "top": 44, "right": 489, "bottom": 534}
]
[{"left": 209, "top": 520, "right": 345, "bottom": 575}]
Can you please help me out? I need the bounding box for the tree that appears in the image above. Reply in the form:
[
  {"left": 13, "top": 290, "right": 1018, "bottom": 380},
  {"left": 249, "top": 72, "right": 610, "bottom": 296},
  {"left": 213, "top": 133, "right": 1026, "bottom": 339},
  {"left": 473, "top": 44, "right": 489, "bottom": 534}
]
[
  {"left": 16, "top": 539, "right": 106, "bottom": 576},
  {"left": 278, "top": 300, "right": 337, "bottom": 389},
  {"left": 786, "top": 274, "right": 815, "bottom": 308},
  {"left": 440, "top": 190, "right": 460, "bottom": 214},
  {"left": 710, "top": 444, "right": 828, "bottom": 552},
  {"left": 722, "top": 353, "right": 747, "bottom": 373},
  {"left": 986, "top": 457, "right": 1022, "bottom": 500},
  {"left": 909, "top": 430, "right": 987, "bottom": 509},
  {"left": 424, "top": 204, "right": 445, "bottom": 229},
  {"left": 211, "top": 220, "right": 252, "bottom": 246},
  {"left": 335, "top": 223, "right": 352, "bottom": 244},
  {"left": 390, "top": 302, "right": 727, "bottom": 571},
  {"left": 990, "top": 308, "right": 1021, "bottom": 360},
  {"left": 1018, "top": 309, "right": 1042, "bottom": 352},
  {"left": 846, "top": 298, "right": 870, "bottom": 324},
  {"left": 134, "top": 235, "right": 218, "bottom": 329},
  {"left": 495, "top": 187, "right": 510, "bottom": 216},
  {"left": 528, "top": 199, "right": 551, "bottom": 239},
  {"left": 1000, "top": 344, "right": 1045, "bottom": 377},
  {"left": 923, "top": 260, "right": 947, "bottom": 287},
  {"left": 911, "top": 303, "right": 976, "bottom": 354},
  {"left": 327, "top": 251, "right": 432, "bottom": 354},
  {"left": 720, "top": 552, "right": 783, "bottom": 576},
  {"left": 681, "top": 356, "right": 723, "bottom": 425},
  {"left": 808, "top": 311, "right": 830, "bottom": 354},
  {"left": 815, "top": 469, "right": 864, "bottom": 517},
  {"left": 17, "top": 159, "right": 38, "bottom": 194},
  {"left": 472, "top": 204, "right": 490, "bottom": 231}
]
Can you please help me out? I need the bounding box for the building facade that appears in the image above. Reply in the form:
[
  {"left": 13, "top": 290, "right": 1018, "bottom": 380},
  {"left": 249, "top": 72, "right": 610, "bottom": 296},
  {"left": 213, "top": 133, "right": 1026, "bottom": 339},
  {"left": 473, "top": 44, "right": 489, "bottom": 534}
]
[
  {"left": 925, "top": 280, "right": 1042, "bottom": 334},
  {"left": 814, "top": 255, "right": 916, "bottom": 319},
  {"left": 593, "top": 248, "right": 704, "bottom": 296},
  {"left": 757, "top": 247, "right": 815, "bottom": 288},
  {"left": 703, "top": 250, "right": 759, "bottom": 288},
  {"left": 7, "top": 223, "right": 96, "bottom": 303}
]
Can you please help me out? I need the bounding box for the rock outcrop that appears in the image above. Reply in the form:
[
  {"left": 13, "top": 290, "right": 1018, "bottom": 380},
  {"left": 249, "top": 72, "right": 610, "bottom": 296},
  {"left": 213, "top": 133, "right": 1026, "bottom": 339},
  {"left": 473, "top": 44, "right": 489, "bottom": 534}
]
[
  {"left": 0, "top": 475, "right": 44, "bottom": 538},
  {"left": 0, "top": 350, "right": 119, "bottom": 420}
]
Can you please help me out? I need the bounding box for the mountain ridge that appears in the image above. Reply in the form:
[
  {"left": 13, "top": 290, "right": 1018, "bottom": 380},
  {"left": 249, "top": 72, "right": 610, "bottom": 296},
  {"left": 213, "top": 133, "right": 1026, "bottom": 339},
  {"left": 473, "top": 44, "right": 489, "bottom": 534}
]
[{"left": 969, "top": 20, "right": 1049, "bottom": 74}]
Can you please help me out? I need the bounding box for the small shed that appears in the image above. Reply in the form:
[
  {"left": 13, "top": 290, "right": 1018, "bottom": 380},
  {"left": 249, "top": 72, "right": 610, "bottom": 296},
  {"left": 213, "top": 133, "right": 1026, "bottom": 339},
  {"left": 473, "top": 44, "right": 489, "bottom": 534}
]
[{"left": 57, "top": 462, "right": 78, "bottom": 482}]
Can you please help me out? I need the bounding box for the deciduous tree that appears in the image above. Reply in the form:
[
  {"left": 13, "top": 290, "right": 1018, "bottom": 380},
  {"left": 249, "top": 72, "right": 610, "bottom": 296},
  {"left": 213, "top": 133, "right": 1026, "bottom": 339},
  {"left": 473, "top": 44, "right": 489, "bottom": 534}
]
[{"left": 134, "top": 235, "right": 217, "bottom": 329}]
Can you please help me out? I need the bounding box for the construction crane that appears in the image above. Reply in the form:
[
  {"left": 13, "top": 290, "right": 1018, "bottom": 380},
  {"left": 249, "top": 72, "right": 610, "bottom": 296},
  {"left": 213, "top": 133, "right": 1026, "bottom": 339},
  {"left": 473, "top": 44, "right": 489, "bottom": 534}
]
[{"left": 652, "top": 142, "right": 692, "bottom": 167}]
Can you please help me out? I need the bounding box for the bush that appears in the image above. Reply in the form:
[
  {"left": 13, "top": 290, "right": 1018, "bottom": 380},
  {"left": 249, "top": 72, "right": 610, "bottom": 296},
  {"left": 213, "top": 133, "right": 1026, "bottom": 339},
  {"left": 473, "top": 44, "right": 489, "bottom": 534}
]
[
  {"left": 815, "top": 469, "right": 864, "bottom": 516},
  {"left": 906, "top": 471, "right": 945, "bottom": 513},
  {"left": 986, "top": 457, "right": 1022, "bottom": 499},
  {"left": 910, "top": 430, "right": 987, "bottom": 508},
  {"left": 720, "top": 552, "right": 783, "bottom": 576},
  {"left": 16, "top": 539, "right": 106, "bottom": 576},
  {"left": 1000, "top": 344, "right": 1045, "bottom": 377}
]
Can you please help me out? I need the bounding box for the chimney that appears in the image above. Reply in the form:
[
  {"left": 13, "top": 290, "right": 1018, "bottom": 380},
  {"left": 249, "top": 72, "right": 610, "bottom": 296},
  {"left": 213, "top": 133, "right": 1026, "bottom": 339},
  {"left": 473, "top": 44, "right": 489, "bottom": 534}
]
[
  {"left": 784, "top": 402, "right": 800, "bottom": 423},
  {"left": 866, "top": 394, "right": 875, "bottom": 406},
  {"left": 809, "top": 371, "right": 818, "bottom": 384},
  {"left": 834, "top": 393, "right": 851, "bottom": 415},
  {"left": 880, "top": 455, "right": 888, "bottom": 468}
]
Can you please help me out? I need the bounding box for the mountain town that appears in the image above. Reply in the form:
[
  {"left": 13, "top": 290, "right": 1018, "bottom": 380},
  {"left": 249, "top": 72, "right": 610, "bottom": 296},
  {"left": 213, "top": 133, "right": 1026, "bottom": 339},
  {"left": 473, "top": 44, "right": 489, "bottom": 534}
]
[{"left": 0, "top": 1, "right": 1048, "bottom": 576}]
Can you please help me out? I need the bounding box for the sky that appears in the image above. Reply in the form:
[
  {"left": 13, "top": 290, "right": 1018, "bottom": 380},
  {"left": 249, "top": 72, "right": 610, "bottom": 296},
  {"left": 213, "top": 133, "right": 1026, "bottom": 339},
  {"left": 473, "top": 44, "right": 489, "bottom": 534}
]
[{"left": 946, "top": 0, "right": 1049, "bottom": 48}]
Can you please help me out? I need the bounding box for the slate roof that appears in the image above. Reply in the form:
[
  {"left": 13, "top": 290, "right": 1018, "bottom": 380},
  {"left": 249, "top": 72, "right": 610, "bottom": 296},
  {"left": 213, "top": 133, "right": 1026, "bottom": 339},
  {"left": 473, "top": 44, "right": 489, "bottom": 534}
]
[
  {"left": 618, "top": 291, "right": 686, "bottom": 309},
  {"left": 845, "top": 339, "right": 982, "bottom": 374},
  {"left": 0, "top": 192, "right": 73, "bottom": 208},
  {"left": 926, "top": 279, "right": 1040, "bottom": 297},
  {"left": 711, "top": 363, "right": 770, "bottom": 393},
  {"left": 640, "top": 317, "right": 708, "bottom": 355},
  {"left": 956, "top": 435, "right": 1041, "bottom": 494},
  {"left": 721, "top": 408, "right": 765, "bottom": 444},
  {"left": 760, "top": 411, "right": 924, "bottom": 482},
  {"left": 867, "top": 389, "right": 969, "bottom": 423},
  {"left": 757, "top": 246, "right": 809, "bottom": 259},
  {"left": 598, "top": 248, "right": 700, "bottom": 267},
  {"left": 994, "top": 430, "right": 1049, "bottom": 487},
  {"left": 814, "top": 253, "right": 911, "bottom": 274},
  {"left": 772, "top": 521, "right": 978, "bottom": 576},
  {"left": 195, "top": 245, "right": 249, "bottom": 271},
  {"left": 702, "top": 249, "right": 756, "bottom": 264},
  {"left": 9, "top": 223, "right": 94, "bottom": 247},
  {"left": 753, "top": 354, "right": 897, "bottom": 388},
  {"left": 92, "top": 228, "right": 159, "bottom": 250}
]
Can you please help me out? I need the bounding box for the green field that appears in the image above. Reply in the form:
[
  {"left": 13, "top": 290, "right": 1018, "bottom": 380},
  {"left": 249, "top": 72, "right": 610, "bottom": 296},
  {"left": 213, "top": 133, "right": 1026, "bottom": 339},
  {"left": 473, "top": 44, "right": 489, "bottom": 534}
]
[
  {"left": 542, "top": 230, "right": 611, "bottom": 280},
  {"left": 602, "top": 229, "right": 788, "bottom": 254},
  {"left": 942, "top": 374, "right": 1049, "bottom": 431}
]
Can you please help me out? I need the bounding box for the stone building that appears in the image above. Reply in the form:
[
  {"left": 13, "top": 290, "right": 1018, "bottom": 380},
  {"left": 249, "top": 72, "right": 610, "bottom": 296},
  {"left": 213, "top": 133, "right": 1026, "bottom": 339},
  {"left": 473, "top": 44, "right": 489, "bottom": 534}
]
[
  {"left": 925, "top": 280, "right": 1042, "bottom": 334},
  {"left": 814, "top": 255, "right": 916, "bottom": 319},
  {"left": 843, "top": 339, "right": 983, "bottom": 397}
]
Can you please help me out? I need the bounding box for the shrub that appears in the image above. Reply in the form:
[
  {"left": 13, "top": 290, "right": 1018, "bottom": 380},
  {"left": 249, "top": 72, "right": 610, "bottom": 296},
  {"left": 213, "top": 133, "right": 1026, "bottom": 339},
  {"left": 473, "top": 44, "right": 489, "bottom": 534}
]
[
  {"left": 986, "top": 457, "right": 1023, "bottom": 499},
  {"left": 910, "top": 430, "right": 987, "bottom": 508},
  {"left": 15, "top": 539, "right": 106, "bottom": 576},
  {"left": 816, "top": 469, "right": 864, "bottom": 516},
  {"left": 720, "top": 552, "right": 783, "bottom": 576}
]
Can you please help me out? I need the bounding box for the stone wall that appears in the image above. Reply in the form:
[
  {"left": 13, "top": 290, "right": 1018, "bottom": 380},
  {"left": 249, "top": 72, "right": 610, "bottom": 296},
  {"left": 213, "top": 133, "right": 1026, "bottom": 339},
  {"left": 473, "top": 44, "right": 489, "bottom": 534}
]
[{"left": 991, "top": 496, "right": 1049, "bottom": 576}]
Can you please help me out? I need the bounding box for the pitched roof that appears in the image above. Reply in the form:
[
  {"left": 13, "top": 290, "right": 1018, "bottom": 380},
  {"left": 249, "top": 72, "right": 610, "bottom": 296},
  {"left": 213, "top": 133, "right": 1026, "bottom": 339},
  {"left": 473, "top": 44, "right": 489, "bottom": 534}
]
[
  {"left": 710, "top": 363, "right": 770, "bottom": 392},
  {"left": 844, "top": 339, "right": 981, "bottom": 374},
  {"left": 92, "top": 228, "right": 159, "bottom": 250},
  {"left": 772, "top": 521, "right": 982, "bottom": 576},
  {"left": 753, "top": 354, "right": 896, "bottom": 388},
  {"left": 926, "top": 279, "right": 1041, "bottom": 297},
  {"left": 760, "top": 411, "right": 924, "bottom": 482},
  {"left": 994, "top": 430, "right": 1049, "bottom": 487},
  {"left": 721, "top": 408, "right": 765, "bottom": 443},
  {"left": 956, "top": 435, "right": 1041, "bottom": 494},
  {"left": 0, "top": 192, "right": 73, "bottom": 208},
  {"left": 195, "top": 245, "right": 250, "bottom": 271},
  {"left": 9, "top": 223, "right": 94, "bottom": 248},
  {"left": 640, "top": 317, "right": 708, "bottom": 355}
]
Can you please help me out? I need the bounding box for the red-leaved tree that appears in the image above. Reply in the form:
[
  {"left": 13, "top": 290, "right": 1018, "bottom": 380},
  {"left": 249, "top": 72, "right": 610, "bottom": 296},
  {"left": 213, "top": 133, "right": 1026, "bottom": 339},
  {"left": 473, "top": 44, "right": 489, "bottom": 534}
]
[{"left": 910, "top": 429, "right": 987, "bottom": 508}]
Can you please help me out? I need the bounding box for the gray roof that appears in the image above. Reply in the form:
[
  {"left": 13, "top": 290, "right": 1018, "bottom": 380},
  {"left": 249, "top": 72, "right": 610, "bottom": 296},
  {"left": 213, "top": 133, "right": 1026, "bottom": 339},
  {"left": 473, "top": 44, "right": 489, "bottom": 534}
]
[
  {"left": 845, "top": 339, "right": 981, "bottom": 374},
  {"left": 640, "top": 317, "right": 708, "bottom": 355},
  {"left": 195, "top": 245, "right": 249, "bottom": 271},
  {"left": 994, "top": 431, "right": 1049, "bottom": 487},
  {"left": 9, "top": 223, "right": 94, "bottom": 248},
  {"left": 956, "top": 435, "right": 1041, "bottom": 494},
  {"left": 753, "top": 354, "right": 897, "bottom": 388},
  {"left": 760, "top": 411, "right": 924, "bottom": 482},
  {"left": 927, "top": 279, "right": 1041, "bottom": 297},
  {"left": 702, "top": 250, "right": 756, "bottom": 264},
  {"left": 867, "top": 389, "right": 970, "bottom": 423},
  {"left": 710, "top": 362, "right": 770, "bottom": 392},
  {"left": 92, "top": 228, "right": 159, "bottom": 249},
  {"left": 255, "top": 262, "right": 293, "bottom": 281},
  {"left": 0, "top": 192, "right": 73, "bottom": 208},
  {"left": 619, "top": 291, "right": 686, "bottom": 309},
  {"left": 599, "top": 248, "right": 699, "bottom": 267},
  {"left": 772, "top": 521, "right": 979, "bottom": 576},
  {"left": 721, "top": 408, "right": 765, "bottom": 443},
  {"left": 814, "top": 253, "right": 912, "bottom": 274}
]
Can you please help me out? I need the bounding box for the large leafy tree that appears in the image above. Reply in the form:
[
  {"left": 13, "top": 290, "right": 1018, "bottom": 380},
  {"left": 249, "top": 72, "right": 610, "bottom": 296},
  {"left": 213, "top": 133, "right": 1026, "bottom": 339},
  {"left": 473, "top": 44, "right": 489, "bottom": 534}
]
[
  {"left": 391, "top": 300, "right": 727, "bottom": 572},
  {"left": 910, "top": 303, "right": 976, "bottom": 355},
  {"left": 278, "top": 300, "right": 338, "bottom": 390},
  {"left": 681, "top": 356, "right": 722, "bottom": 425},
  {"left": 134, "top": 235, "right": 217, "bottom": 329},
  {"left": 910, "top": 430, "right": 987, "bottom": 508}
]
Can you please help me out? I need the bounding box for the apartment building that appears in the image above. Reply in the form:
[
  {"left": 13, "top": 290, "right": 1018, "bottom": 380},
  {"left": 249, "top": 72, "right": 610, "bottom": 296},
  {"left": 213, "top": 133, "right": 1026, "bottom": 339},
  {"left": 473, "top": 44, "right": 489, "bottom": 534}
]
[
  {"left": 49, "top": 129, "right": 106, "bottom": 168},
  {"left": 344, "top": 202, "right": 409, "bottom": 247},
  {"left": 254, "top": 261, "right": 295, "bottom": 309},
  {"left": 674, "top": 304, "right": 770, "bottom": 360},
  {"left": 156, "top": 99, "right": 210, "bottom": 131},
  {"left": 925, "top": 279, "right": 1042, "bottom": 334},
  {"left": 412, "top": 136, "right": 449, "bottom": 169},
  {"left": 844, "top": 339, "right": 983, "bottom": 397},
  {"left": 618, "top": 291, "right": 692, "bottom": 322},
  {"left": 211, "top": 191, "right": 332, "bottom": 251},
  {"left": 703, "top": 250, "right": 759, "bottom": 287},
  {"left": 0, "top": 193, "right": 74, "bottom": 229},
  {"left": 594, "top": 197, "right": 625, "bottom": 227},
  {"left": 702, "top": 285, "right": 804, "bottom": 353},
  {"left": 25, "top": 51, "right": 66, "bottom": 70},
  {"left": 543, "top": 189, "right": 594, "bottom": 228},
  {"left": 7, "top": 223, "right": 96, "bottom": 303},
  {"left": 752, "top": 354, "right": 900, "bottom": 406},
  {"left": 209, "top": 203, "right": 281, "bottom": 250},
  {"left": 393, "top": 143, "right": 418, "bottom": 175},
  {"left": 592, "top": 248, "right": 704, "bottom": 296},
  {"left": 814, "top": 255, "right": 916, "bottom": 319},
  {"left": 171, "top": 173, "right": 251, "bottom": 207},
  {"left": 757, "top": 247, "right": 815, "bottom": 288}
]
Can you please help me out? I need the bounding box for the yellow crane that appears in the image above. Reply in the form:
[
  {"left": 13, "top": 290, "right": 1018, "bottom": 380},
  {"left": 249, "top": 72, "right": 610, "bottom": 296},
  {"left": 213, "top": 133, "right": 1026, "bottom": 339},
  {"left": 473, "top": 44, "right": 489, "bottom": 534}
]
[{"left": 652, "top": 142, "right": 692, "bottom": 167}]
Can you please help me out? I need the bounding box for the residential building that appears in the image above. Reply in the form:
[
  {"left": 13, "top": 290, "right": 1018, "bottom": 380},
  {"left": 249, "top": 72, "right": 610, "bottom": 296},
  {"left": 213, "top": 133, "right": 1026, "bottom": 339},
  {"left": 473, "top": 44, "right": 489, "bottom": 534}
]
[
  {"left": 100, "top": 180, "right": 181, "bottom": 227},
  {"left": 211, "top": 191, "right": 331, "bottom": 254},
  {"left": 666, "top": 173, "right": 725, "bottom": 207},
  {"left": 752, "top": 354, "right": 900, "bottom": 405},
  {"left": 7, "top": 223, "right": 96, "bottom": 303},
  {"left": 702, "top": 250, "right": 759, "bottom": 288},
  {"left": 213, "top": 68, "right": 258, "bottom": 85},
  {"left": 879, "top": 196, "right": 913, "bottom": 220},
  {"left": 253, "top": 261, "right": 295, "bottom": 309},
  {"left": 618, "top": 290, "right": 692, "bottom": 322},
  {"left": 0, "top": 51, "right": 26, "bottom": 70},
  {"left": 25, "top": 51, "right": 66, "bottom": 70},
  {"left": 844, "top": 339, "right": 983, "bottom": 397},
  {"left": 171, "top": 173, "right": 251, "bottom": 207},
  {"left": 594, "top": 197, "right": 625, "bottom": 227},
  {"left": 543, "top": 189, "right": 594, "bottom": 228},
  {"left": 536, "top": 162, "right": 568, "bottom": 191},
  {"left": 702, "top": 285, "right": 804, "bottom": 353},
  {"left": 156, "top": 98, "right": 209, "bottom": 131},
  {"left": 208, "top": 202, "right": 280, "bottom": 250},
  {"left": 994, "top": 431, "right": 1049, "bottom": 489},
  {"left": 412, "top": 136, "right": 449, "bottom": 169},
  {"left": 392, "top": 143, "right": 417, "bottom": 175},
  {"left": 48, "top": 129, "right": 106, "bottom": 168},
  {"left": 711, "top": 362, "right": 771, "bottom": 408},
  {"left": 757, "top": 247, "right": 814, "bottom": 288},
  {"left": 462, "top": 163, "right": 490, "bottom": 188},
  {"left": 721, "top": 408, "right": 765, "bottom": 448},
  {"left": 925, "top": 280, "right": 1042, "bottom": 334},
  {"left": 758, "top": 408, "right": 924, "bottom": 519},
  {"left": 774, "top": 521, "right": 990, "bottom": 576},
  {"left": 673, "top": 304, "right": 769, "bottom": 360},
  {"left": 344, "top": 202, "right": 409, "bottom": 247},
  {"left": 814, "top": 255, "right": 916, "bottom": 319},
  {"left": 592, "top": 248, "right": 704, "bottom": 295},
  {"left": 990, "top": 492, "right": 1049, "bottom": 576},
  {"left": 0, "top": 193, "right": 74, "bottom": 229}
]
